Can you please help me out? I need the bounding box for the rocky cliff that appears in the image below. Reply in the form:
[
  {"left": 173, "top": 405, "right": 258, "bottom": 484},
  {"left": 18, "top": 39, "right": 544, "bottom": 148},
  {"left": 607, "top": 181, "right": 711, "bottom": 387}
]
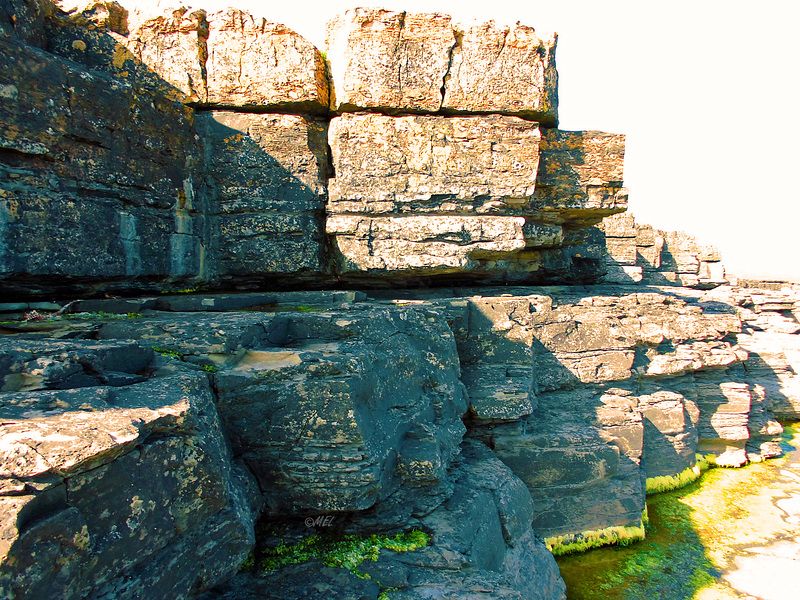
[{"left": 1, "top": 2, "right": 799, "bottom": 600}]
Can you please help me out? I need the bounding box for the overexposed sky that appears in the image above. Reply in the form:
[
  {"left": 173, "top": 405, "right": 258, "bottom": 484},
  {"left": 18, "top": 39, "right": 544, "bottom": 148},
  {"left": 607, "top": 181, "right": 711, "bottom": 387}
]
[{"left": 129, "top": 0, "right": 800, "bottom": 281}]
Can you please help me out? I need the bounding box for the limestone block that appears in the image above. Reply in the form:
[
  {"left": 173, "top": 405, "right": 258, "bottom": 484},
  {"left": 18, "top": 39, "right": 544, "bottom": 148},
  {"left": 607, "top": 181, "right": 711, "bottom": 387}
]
[
  {"left": 0, "top": 339, "right": 153, "bottom": 392},
  {"left": 644, "top": 342, "right": 746, "bottom": 377},
  {"left": 697, "top": 243, "right": 722, "bottom": 262},
  {"left": 483, "top": 387, "right": 645, "bottom": 540},
  {"left": 326, "top": 8, "right": 454, "bottom": 112},
  {"left": 0, "top": 36, "right": 205, "bottom": 295},
  {"left": 699, "top": 261, "right": 726, "bottom": 283},
  {"left": 442, "top": 21, "right": 558, "bottom": 125},
  {"left": 327, "top": 114, "right": 541, "bottom": 215},
  {"left": 328, "top": 215, "right": 561, "bottom": 275},
  {"left": 636, "top": 243, "right": 662, "bottom": 270},
  {"left": 635, "top": 223, "right": 661, "bottom": 247},
  {"left": 638, "top": 390, "right": 699, "bottom": 479},
  {"left": 125, "top": 8, "right": 328, "bottom": 110},
  {"left": 100, "top": 309, "right": 467, "bottom": 514},
  {"left": 599, "top": 213, "right": 636, "bottom": 238},
  {"left": 198, "top": 112, "right": 329, "bottom": 281},
  {"left": 694, "top": 378, "right": 752, "bottom": 443},
  {"left": 436, "top": 296, "right": 538, "bottom": 420},
  {"left": 661, "top": 231, "right": 701, "bottom": 273},
  {"left": 533, "top": 129, "right": 627, "bottom": 224},
  {"left": 0, "top": 375, "right": 259, "bottom": 599},
  {"left": 55, "top": 1, "right": 130, "bottom": 34},
  {"left": 604, "top": 238, "right": 637, "bottom": 265}
]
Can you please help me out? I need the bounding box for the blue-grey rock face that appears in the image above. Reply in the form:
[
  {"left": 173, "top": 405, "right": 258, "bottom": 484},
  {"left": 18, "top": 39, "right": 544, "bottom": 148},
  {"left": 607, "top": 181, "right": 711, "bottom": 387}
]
[{"left": 0, "top": 374, "right": 260, "bottom": 600}]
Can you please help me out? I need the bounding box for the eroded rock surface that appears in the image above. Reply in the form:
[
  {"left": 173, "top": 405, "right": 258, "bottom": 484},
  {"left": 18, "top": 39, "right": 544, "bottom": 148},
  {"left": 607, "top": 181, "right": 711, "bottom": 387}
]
[
  {"left": 326, "top": 8, "right": 558, "bottom": 124},
  {"left": 99, "top": 7, "right": 329, "bottom": 110},
  {"left": 0, "top": 374, "right": 260, "bottom": 600},
  {"left": 198, "top": 111, "right": 330, "bottom": 285}
]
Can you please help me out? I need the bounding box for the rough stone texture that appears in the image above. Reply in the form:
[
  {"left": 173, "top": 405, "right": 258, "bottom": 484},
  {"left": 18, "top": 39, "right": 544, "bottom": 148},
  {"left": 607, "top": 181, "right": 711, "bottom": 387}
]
[
  {"left": 326, "top": 8, "right": 455, "bottom": 113},
  {"left": 198, "top": 111, "right": 329, "bottom": 284},
  {"left": 53, "top": 1, "right": 130, "bottom": 35},
  {"left": 328, "top": 214, "right": 561, "bottom": 277},
  {"left": 93, "top": 307, "right": 467, "bottom": 515},
  {"left": 442, "top": 22, "right": 558, "bottom": 124},
  {"left": 326, "top": 114, "right": 626, "bottom": 285},
  {"left": 328, "top": 113, "right": 541, "bottom": 215},
  {"left": 0, "top": 339, "right": 153, "bottom": 391},
  {"left": 325, "top": 8, "right": 559, "bottom": 125},
  {"left": 0, "top": 284, "right": 795, "bottom": 598},
  {"left": 637, "top": 389, "right": 699, "bottom": 479},
  {"left": 0, "top": 25, "right": 207, "bottom": 298},
  {"left": 196, "top": 438, "right": 565, "bottom": 600},
  {"left": 377, "top": 287, "right": 782, "bottom": 540},
  {"left": 0, "top": 374, "right": 260, "bottom": 600},
  {"left": 533, "top": 130, "right": 628, "bottom": 227},
  {"left": 117, "top": 7, "right": 329, "bottom": 110},
  {"left": 594, "top": 213, "right": 727, "bottom": 288},
  {"left": 0, "top": 0, "right": 53, "bottom": 46},
  {"left": 479, "top": 386, "right": 646, "bottom": 540}
]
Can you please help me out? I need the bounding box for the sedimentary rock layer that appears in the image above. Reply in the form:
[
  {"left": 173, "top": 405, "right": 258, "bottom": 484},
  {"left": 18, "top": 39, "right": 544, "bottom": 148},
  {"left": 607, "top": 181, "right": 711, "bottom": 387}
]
[
  {"left": 327, "top": 113, "right": 542, "bottom": 214},
  {"left": 326, "top": 7, "right": 558, "bottom": 124},
  {"left": 0, "top": 32, "right": 206, "bottom": 295},
  {"left": 114, "top": 7, "right": 329, "bottom": 110},
  {"left": 0, "top": 374, "right": 259, "bottom": 600},
  {"left": 595, "top": 213, "right": 727, "bottom": 288},
  {"left": 198, "top": 111, "right": 329, "bottom": 283}
]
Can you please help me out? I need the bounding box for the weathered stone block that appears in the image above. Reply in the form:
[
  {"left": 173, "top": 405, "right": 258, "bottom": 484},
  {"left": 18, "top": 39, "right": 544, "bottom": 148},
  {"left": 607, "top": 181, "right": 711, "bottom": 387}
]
[
  {"left": 0, "top": 339, "right": 153, "bottom": 392},
  {"left": 124, "top": 8, "right": 328, "bottom": 110},
  {"left": 0, "top": 34, "right": 205, "bottom": 296},
  {"left": 96, "top": 309, "right": 467, "bottom": 514},
  {"left": 604, "top": 238, "right": 637, "bottom": 265},
  {"left": 533, "top": 129, "right": 627, "bottom": 226},
  {"left": 442, "top": 22, "right": 558, "bottom": 125},
  {"left": 599, "top": 213, "right": 636, "bottom": 238},
  {"left": 326, "top": 8, "right": 454, "bottom": 112},
  {"left": 198, "top": 111, "right": 329, "bottom": 281},
  {"left": 326, "top": 9, "right": 559, "bottom": 124},
  {"left": 638, "top": 390, "right": 699, "bottom": 479},
  {"left": 636, "top": 243, "right": 663, "bottom": 270},
  {"left": 481, "top": 387, "right": 645, "bottom": 540},
  {"left": 328, "top": 113, "right": 541, "bottom": 214},
  {"left": 328, "top": 215, "right": 562, "bottom": 275},
  {"left": 0, "top": 375, "right": 259, "bottom": 600}
]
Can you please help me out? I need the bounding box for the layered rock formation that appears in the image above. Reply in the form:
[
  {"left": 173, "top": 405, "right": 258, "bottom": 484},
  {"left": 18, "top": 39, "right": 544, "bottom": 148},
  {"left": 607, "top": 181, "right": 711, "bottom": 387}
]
[
  {"left": 593, "top": 212, "right": 728, "bottom": 288},
  {"left": 1, "top": 1, "right": 626, "bottom": 297},
  {"left": 1, "top": 2, "right": 799, "bottom": 600}
]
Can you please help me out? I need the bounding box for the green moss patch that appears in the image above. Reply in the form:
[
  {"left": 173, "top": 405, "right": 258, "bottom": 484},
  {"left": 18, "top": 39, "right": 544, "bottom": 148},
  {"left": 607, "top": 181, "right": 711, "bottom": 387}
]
[
  {"left": 545, "top": 521, "right": 646, "bottom": 556},
  {"left": 260, "top": 529, "right": 429, "bottom": 574},
  {"left": 646, "top": 464, "right": 703, "bottom": 495},
  {"left": 556, "top": 424, "right": 800, "bottom": 599}
]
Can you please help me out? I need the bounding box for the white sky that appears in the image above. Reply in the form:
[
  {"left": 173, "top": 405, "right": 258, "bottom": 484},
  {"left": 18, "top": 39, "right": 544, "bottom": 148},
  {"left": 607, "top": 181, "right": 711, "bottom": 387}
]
[{"left": 130, "top": 0, "right": 800, "bottom": 281}]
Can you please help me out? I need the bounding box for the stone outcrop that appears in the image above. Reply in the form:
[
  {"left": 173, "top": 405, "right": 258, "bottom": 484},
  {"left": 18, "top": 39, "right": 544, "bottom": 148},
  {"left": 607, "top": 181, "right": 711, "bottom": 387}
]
[
  {"left": 91, "top": 305, "right": 467, "bottom": 515},
  {"left": 326, "top": 8, "right": 558, "bottom": 124},
  {"left": 594, "top": 212, "right": 727, "bottom": 288},
  {"left": 326, "top": 115, "right": 626, "bottom": 285},
  {"left": 197, "top": 111, "right": 330, "bottom": 285},
  {"left": 0, "top": 23, "right": 206, "bottom": 296},
  {"left": 2, "top": 2, "right": 799, "bottom": 600},
  {"left": 1, "top": 1, "right": 630, "bottom": 296},
  {"left": 0, "top": 373, "right": 260, "bottom": 600},
  {"left": 2, "top": 282, "right": 795, "bottom": 598},
  {"left": 107, "top": 7, "right": 329, "bottom": 111}
]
